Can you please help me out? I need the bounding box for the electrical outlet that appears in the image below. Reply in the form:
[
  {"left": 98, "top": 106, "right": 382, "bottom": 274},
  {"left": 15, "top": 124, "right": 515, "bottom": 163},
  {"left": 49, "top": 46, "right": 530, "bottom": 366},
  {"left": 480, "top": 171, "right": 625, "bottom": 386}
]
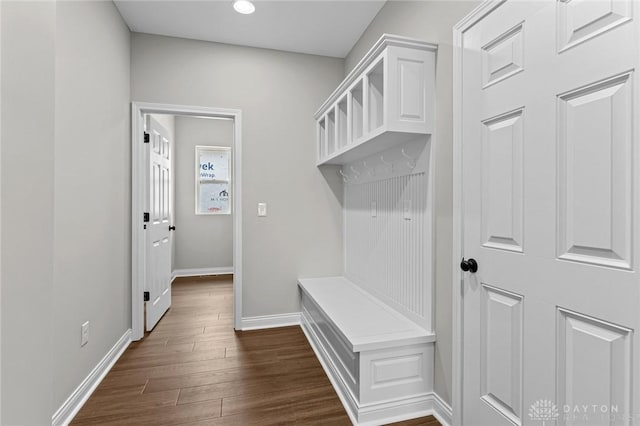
[{"left": 81, "top": 321, "right": 89, "bottom": 347}]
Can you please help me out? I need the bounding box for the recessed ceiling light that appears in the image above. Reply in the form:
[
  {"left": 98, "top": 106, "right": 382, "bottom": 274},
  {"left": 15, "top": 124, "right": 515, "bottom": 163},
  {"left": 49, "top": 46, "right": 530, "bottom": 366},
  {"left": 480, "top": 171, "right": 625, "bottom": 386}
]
[{"left": 233, "top": 0, "right": 255, "bottom": 14}]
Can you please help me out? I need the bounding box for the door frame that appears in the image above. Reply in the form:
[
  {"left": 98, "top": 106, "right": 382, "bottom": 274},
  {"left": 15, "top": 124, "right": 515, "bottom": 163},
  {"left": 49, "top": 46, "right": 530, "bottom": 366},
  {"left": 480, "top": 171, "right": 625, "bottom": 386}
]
[
  {"left": 131, "top": 102, "right": 243, "bottom": 340},
  {"left": 452, "top": 2, "right": 504, "bottom": 426}
]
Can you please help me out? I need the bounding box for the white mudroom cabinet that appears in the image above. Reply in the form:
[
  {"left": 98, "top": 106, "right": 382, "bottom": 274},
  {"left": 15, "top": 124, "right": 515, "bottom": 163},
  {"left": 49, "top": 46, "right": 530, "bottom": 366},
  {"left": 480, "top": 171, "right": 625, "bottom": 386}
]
[{"left": 299, "top": 34, "right": 442, "bottom": 425}]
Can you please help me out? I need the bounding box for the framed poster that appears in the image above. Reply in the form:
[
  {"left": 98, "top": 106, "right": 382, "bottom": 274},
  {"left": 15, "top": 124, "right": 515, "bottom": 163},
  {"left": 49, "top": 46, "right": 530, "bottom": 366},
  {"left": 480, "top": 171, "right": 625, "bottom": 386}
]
[{"left": 195, "top": 146, "right": 231, "bottom": 215}]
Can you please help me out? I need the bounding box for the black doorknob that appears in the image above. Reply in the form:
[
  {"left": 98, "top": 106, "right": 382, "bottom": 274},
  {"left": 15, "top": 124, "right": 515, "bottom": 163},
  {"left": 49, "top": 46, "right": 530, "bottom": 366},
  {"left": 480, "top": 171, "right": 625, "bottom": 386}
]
[
  {"left": 169, "top": 225, "right": 176, "bottom": 231},
  {"left": 460, "top": 258, "right": 478, "bottom": 273}
]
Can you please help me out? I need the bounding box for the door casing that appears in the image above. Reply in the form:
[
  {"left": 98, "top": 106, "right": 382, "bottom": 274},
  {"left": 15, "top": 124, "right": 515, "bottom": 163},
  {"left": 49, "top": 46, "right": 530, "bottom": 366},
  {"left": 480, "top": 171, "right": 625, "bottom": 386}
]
[{"left": 131, "top": 102, "right": 243, "bottom": 340}]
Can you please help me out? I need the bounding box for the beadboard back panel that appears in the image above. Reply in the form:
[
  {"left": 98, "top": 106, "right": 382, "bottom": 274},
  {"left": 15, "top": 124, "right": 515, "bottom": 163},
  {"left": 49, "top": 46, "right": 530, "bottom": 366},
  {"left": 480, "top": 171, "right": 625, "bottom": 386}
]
[{"left": 344, "top": 140, "right": 433, "bottom": 330}]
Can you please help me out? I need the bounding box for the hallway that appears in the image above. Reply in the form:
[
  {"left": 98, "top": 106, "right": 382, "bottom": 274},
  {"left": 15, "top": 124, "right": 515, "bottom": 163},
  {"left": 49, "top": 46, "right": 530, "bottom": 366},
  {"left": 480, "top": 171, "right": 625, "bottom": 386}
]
[{"left": 71, "top": 276, "right": 440, "bottom": 425}]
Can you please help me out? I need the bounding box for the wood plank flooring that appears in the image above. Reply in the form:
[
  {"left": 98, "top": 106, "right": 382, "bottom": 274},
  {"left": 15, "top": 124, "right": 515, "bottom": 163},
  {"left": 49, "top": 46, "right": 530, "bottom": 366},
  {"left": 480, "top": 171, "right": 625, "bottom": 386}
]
[{"left": 72, "top": 275, "right": 441, "bottom": 425}]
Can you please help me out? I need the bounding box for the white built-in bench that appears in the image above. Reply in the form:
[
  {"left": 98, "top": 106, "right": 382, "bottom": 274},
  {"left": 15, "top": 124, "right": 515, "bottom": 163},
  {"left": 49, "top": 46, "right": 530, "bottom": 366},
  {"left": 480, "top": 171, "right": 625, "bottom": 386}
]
[
  {"left": 298, "top": 277, "right": 437, "bottom": 425},
  {"left": 304, "top": 33, "right": 439, "bottom": 425}
]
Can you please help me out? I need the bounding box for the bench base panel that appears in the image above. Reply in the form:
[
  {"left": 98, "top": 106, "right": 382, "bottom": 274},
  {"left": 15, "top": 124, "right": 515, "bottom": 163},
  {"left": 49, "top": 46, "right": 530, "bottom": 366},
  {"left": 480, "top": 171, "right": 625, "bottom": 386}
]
[{"left": 301, "top": 307, "right": 441, "bottom": 425}]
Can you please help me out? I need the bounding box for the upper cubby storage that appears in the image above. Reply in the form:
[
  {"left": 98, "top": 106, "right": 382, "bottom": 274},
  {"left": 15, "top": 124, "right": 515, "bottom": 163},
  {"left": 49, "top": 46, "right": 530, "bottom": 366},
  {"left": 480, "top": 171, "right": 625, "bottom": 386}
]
[{"left": 314, "top": 34, "right": 437, "bottom": 166}]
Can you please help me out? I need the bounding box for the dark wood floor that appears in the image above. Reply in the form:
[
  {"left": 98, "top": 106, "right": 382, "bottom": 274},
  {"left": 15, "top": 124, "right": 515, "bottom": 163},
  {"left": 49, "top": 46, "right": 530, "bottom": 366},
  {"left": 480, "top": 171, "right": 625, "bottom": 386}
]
[{"left": 72, "top": 276, "right": 441, "bottom": 425}]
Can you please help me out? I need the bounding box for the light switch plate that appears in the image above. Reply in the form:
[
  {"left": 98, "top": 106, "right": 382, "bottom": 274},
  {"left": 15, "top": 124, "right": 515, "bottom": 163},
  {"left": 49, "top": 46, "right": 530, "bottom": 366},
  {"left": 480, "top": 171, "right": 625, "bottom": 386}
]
[{"left": 258, "top": 202, "right": 267, "bottom": 217}]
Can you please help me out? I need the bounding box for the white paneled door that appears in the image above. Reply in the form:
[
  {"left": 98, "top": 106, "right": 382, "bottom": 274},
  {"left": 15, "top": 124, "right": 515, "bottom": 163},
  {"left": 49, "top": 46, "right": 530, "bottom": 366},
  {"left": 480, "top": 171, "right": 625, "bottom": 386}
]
[
  {"left": 146, "top": 116, "right": 172, "bottom": 331},
  {"left": 459, "top": 1, "right": 639, "bottom": 425}
]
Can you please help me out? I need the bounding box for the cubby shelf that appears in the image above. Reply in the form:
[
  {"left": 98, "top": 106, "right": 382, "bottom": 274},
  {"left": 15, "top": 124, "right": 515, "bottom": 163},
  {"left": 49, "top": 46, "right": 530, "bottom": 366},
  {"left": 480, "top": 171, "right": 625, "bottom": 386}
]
[{"left": 314, "top": 34, "right": 437, "bottom": 166}]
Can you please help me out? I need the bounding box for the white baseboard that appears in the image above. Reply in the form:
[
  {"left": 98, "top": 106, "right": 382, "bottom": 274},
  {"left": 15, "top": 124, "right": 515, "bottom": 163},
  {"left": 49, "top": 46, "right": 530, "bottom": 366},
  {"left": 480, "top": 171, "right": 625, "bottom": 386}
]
[
  {"left": 240, "top": 312, "right": 301, "bottom": 330},
  {"left": 171, "top": 266, "right": 234, "bottom": 282},
  {"left": 300, "top": 312, "right": 451, "bottom": 426},
  {"left": 357, "top": 393, "right": 446, "bottom": 426},
  {"left": 52, "top": 329, "right": 132, "bottom": 426},
  {"left": 430, "top": 392, "right": 452, "bottom": 426}
]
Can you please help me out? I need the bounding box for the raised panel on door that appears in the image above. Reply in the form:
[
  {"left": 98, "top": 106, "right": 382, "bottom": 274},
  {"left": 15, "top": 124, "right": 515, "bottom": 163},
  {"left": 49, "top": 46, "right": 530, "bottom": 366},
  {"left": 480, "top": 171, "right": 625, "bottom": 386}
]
[
  {"left": 162, "top": 167, "right": 167, "bottom": 221},
  {"left": 152, "top": 163, "right": 161, "bottom": 223},
  {"left": 557, "top": 0, "right": 633, "bottom": 52},
  {"left": 480, "top": 284, "right": 523, "bottom": 425},
  {"left": 481, "top": 22, "right": 524, "bottom": 88},
  {"left": 481, "top": 108, "right": 524, "bottom": 252},
  {"left": 557, "top": 72, "right": 633, "bottom": 269},
  {"left": 557, "top": 308, "right": 632, "bottom": 426}
]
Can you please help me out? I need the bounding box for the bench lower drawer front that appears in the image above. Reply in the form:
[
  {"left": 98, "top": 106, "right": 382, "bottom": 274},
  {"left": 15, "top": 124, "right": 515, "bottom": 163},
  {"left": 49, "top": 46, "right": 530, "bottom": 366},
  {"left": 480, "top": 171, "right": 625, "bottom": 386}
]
[
  {"left": 301, "top": 292, "right": 360, "bottom": 399},
  {"left": 359, "top": 343, "right": 434, "bottom": 405}
]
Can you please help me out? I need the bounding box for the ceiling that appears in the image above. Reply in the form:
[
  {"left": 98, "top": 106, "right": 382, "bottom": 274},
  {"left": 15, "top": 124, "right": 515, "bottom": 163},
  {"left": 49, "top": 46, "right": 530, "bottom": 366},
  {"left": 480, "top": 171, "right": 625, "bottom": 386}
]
[{"left": 114, "top": 1, "right": 386, "bottom": 58}]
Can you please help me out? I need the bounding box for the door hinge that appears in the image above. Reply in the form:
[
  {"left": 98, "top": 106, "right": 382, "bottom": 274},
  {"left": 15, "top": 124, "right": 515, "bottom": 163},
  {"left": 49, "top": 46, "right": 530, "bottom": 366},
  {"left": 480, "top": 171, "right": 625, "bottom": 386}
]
[
  {"left": 143, "top": 291, "right": 150, "bottom": 302},
  {"left": 143, "top": 212, "right": 150, "bottom": 222},
  {"left": 143, "top": 132, "right": 150, "bottom": 143}
]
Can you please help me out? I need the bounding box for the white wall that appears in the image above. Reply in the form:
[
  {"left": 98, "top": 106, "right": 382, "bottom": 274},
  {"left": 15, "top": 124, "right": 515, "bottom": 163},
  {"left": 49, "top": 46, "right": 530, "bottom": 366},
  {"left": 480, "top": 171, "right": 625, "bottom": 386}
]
[
  {"left": 1, "top": 2, "right": 56, "bottom": 423},
  {"left": 344, "top": 0, "right": 480, "bottom": 406},
  {"left": 131, "top": 34, "right": 345, "bottom": 318},
  {"left": 52, "top": 0, "right": 131, "bottom": 414},
  {"left": 174, "top": 116, "right": 234, "bottom": 271}
]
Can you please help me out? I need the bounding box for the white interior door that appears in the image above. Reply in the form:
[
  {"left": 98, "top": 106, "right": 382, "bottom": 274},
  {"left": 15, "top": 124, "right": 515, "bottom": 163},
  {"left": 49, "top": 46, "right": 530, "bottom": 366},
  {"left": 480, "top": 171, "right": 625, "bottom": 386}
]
[
  {"left": 146, "top": 116, "right": 172, "bottom": 331},
  {"left": 460, "top": 1, "right": 639, "bottom": 425}
]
